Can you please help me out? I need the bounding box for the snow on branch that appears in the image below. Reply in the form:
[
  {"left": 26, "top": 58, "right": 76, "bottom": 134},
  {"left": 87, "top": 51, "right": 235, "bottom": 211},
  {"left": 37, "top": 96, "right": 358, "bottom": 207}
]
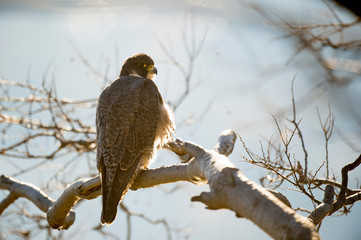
[{"left": 1, "top": 129, "right": 321, "bottom": 239}]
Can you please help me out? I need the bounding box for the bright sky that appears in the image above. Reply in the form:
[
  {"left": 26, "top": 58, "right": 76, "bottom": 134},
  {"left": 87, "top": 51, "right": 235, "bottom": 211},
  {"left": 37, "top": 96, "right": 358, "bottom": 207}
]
[{"left": 1, "top": 0, "right": 361, "bottom": 239}]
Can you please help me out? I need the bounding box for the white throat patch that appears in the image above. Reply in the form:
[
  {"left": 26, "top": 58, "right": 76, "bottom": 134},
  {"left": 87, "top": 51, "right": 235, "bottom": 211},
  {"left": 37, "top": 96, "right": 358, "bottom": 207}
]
[
  {"left": 129, "top": 70, "right": 156, "bottom": 80},
  {"left": 146, "top": 72, "right": 156, "bottom": 80},
  {"left": 129, "top": 71, "right": 142, "bottom": 78}
]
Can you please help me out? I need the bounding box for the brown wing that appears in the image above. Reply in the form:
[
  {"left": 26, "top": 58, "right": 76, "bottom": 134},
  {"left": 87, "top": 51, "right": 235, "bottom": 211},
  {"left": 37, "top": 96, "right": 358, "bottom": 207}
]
[{"left": 96, "top": 76, "right": 163, "bottom": 224}]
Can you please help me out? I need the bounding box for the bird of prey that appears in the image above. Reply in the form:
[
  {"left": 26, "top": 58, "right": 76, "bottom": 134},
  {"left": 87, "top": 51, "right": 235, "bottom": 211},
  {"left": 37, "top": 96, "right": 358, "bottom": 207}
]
[{"left": 96, "top": 53, "right": 175, "bottom": 225}]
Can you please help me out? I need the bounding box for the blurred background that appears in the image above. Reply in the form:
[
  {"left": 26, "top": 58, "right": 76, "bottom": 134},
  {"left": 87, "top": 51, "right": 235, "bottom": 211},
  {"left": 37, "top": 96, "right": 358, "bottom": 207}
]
[{"left": 1, "top": 0, "right": 361, "bottom": 239}]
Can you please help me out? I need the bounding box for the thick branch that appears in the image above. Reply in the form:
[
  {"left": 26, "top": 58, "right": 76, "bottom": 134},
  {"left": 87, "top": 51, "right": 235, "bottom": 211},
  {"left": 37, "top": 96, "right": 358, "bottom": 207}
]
[
  {"left": 0, "top": 129, "right": 319, "bottom": 239},
  {"left": 0, "top": 175, "right": 53, "bottom": 213},
  {"left": 307, "top": 155, "right": 361, "bottom": 224},
  {"left": 308, "top": 185, "right": 334, "bottom": 225},
  {"left": 139, "top": 131, "right": 318, "bottom": 239},
  {"left": 0, "top": 175, "right": 76, "bottom": 229},
  {"left": 313, "top": 178, "right": 360, "bottom": 195},
  {"left": 0, "top": 130, "right": 236, "bottom": 229},
  {"left": 331, "top": 154, "right": 361, "bottom": 214},
  {"left": 0, "top": 192, "right": 19, "bottom": 215}
]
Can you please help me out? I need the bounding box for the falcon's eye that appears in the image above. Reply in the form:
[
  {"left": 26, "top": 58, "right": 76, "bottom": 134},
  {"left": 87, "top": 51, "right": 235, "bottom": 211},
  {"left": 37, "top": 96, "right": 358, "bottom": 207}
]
[{"left": 137, "top": 63, "right": 147, "bottom": 68}]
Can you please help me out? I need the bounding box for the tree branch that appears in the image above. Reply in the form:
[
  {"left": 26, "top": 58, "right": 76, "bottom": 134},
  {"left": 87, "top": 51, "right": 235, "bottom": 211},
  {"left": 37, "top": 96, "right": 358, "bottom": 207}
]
[
  {"left": 0, "top": 129, "right": 319, "bottom": 239},
  {"left": 331, "top": 154, "right": 361, "bottom": 214},
  {"left": 308, "top": 185, "right": 334, "bottom": 225},
  {"left": 0, "top": 175, "right": 53, "bottom": 213},
  {"left": 307, "top": 154, "right": 361, "bottom": 225},
  {"left": 168, "top": 140, "right": 318, "bottom": 239}
]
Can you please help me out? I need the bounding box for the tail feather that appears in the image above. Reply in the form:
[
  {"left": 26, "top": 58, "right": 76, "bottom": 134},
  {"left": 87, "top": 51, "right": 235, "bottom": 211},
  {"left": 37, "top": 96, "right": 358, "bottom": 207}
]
[{"left": 100, "top": 155, "right": 141, "bottom": 225}]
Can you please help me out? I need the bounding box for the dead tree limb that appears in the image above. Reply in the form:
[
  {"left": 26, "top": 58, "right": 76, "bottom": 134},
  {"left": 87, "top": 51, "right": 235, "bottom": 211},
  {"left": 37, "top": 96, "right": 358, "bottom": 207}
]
[
  {"left": 1, "top": 129, "right": 319, "bottom": 239},
  {"left": 164, "top": 136, "right": 318, "bottom": 240}
]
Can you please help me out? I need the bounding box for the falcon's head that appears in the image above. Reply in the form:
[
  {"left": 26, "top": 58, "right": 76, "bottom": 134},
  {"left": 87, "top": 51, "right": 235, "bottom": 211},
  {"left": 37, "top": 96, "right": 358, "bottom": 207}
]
[{"left": 120, "top": 53, "right": 158, "bottom": 80}]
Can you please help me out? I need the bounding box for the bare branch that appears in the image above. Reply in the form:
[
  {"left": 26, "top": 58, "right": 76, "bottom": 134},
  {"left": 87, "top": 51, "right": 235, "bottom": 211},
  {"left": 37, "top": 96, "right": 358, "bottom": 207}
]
[
  {"left": 0, "top": 192, "right": 19, "bottom": 215},
  {"left": 0, "top": 78, "right": 96, "bottom": 163},
  {"left": 0, "top": 130, "right": 235, "bottom": 229},
  {"left": 332, "top": 154, "right": 361, "bottom": 214},
  {"left": 287, "top": 78, "right": 308, "bottom": 177},
  {"left": 154, "top": 15, "right": 207, "bottom": 112},
  {"left": 120, "top": 203, "right": 172, "bottom": 240},
  {"left": 308, "top": 185, "right": 334, "bottom": 225},
  {"left": 313, "top": 178, "right": 360, "bottom": 195},
  {"left": 0, "top": 129, "right": 319, "bottom": 239},
  {"left": 307, "top": 155, "right": 361, "bottom": 224},
  {"left": 0, "top": 175, "right": 54, "bottom": 213},
  {"left": 317, "top": 105, "right": 335, "bottom": 179}
]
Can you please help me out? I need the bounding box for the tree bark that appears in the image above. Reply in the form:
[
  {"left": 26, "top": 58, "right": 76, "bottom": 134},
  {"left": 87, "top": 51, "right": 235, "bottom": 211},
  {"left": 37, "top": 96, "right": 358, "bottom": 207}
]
[{"left": 0, "top": 129, "right": 319, "bottom": 239}]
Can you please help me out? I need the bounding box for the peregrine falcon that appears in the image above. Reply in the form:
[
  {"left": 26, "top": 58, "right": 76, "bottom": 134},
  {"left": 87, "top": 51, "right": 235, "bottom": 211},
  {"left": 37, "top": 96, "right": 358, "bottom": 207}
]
[{"left": 96, "top": 53, "right": 175, "bottom": 225}]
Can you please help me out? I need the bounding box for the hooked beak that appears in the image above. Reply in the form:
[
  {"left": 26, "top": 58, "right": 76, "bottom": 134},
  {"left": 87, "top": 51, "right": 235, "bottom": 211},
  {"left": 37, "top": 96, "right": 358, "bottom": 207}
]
[
  {"left": 149, "top": 66, "right": 158, "bottom": 75},
  {"left": 146, "top": 65, "right": 158, "bottom": 80}
]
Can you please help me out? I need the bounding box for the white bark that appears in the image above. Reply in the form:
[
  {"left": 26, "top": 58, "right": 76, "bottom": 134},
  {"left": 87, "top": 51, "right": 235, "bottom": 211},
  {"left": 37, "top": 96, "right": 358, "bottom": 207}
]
[
  {"left": 0, "top": 175, "right": 53, "bottom": 214},
  {"left": 308, "top": 185, "right": 334, "bottom": 225},
  {"left": 0, "top": 129, "right": 320, "bottom": 239},
  {"left": 163, "top": 134, "right": 319, "bottom": 240}
]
